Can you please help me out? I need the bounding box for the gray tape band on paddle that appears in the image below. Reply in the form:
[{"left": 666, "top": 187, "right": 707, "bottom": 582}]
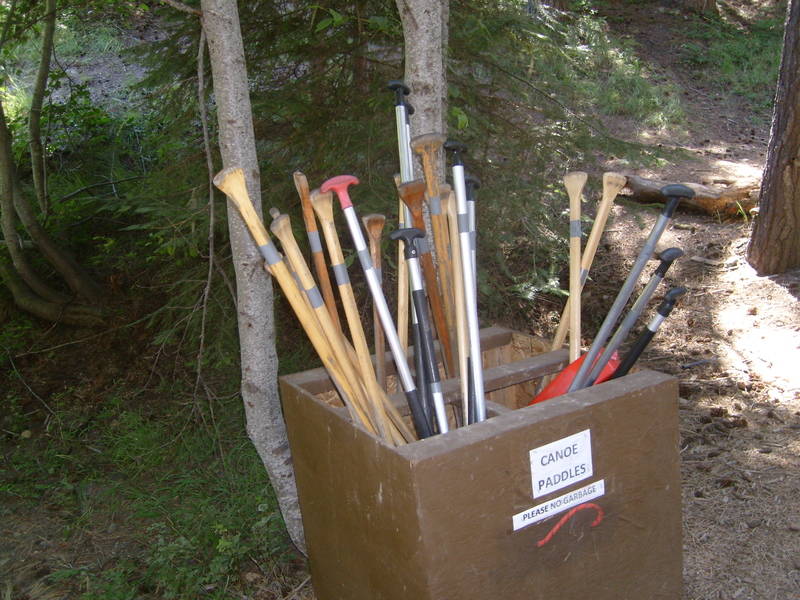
[
  {"left": 304, "top": 284, "right": 324, "bottom": 309},
  {"left": 308, "top": 230, "right": 323, "bottom": 254},
  {"left": 570, "top": 220, "right": 582, "bottom": 237},
  {"left": 580, "top": 268, "right": 589, "bottom": 285},
  {"left": 429, "top": 195, "right": 442, "bottom": 215},
  {"left": 417, "top": 236, "right": 430, "bottom": 255},
  {"left": 259, "top": 243, "right": 282, "bottom": 266},
  {"left": 430, "top": 381, "right": 442, "bottom": 394},
  {"left": 458, "top": 214, "right": 470, "bottom": 234},
  {"left": 332, "top": 262, "right": 350, "bottom": 285},
  {"left": 375, "top": 267, "right": 382, "bottom": 284},
  {"left": 357, "top": 247, "right": 373, "bottom": 271}
]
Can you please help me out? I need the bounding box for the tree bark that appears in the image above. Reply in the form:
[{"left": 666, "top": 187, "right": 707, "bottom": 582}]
[
  {"left": 747, "top": 0, "right": 800, "bottom": 275},
  {"left": 624, "top": 174, "right": 759, "bottom": 216},
  {"left": 0, "top": 253, "right": 105, "bottom": 326},
  {"left": 0, "top": 99, "right": 74, "bottom": 304},
  {"left": 541, "top": 0, "right": 570, "bottom": 11},
  {"left": 200, "top": 0, "right": 306, "bottom": 554},
  {"left": 29, "top": 0, "right": 56, "bottom": 215},
  {"left": 0, "top": 100, "right": 105, "bottom": 304},
  {"left": 396, "top": 0, "right": 448, "bottom": 140}
]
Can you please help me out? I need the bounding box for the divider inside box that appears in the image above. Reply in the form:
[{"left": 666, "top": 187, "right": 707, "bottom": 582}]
[{"left": 304, "top": 326, "right": 569, "bottom": 424}]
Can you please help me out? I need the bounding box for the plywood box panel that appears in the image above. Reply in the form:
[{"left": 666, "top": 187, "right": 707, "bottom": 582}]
[{"left": 279, "top": 327, "right": 681, "bottom": 600}]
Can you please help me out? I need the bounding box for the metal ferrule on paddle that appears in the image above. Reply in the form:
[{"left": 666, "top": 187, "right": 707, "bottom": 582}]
[
  {"left": 583, "top": 247, "right": 684, "bottom": 387},
  {"left": 321, "top": 174, "right": 434, "bottom": 439},
  {"left": 391, "top": 227, "right": 449, "bottom": 434},
  {"left": 567, "top": 184, "right": 693, "bottom": 393},
  {"left": 465, "top": 174, "right": 480, "bottom": 286}
]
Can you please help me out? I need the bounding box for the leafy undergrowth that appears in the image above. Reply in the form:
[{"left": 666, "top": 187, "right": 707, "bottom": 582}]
[{"left": 1, "top": 362, "right": 307, "bottom": 599}]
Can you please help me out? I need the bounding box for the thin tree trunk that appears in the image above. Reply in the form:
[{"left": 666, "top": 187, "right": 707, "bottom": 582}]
[
  {"left": 0, "top": 0, "right": 19, "bottom": 52},
  {"left": 201, "top": 0, "right": 306, "bottom": 554},
  {"left": 354, "top": 0, "right": 368, "bottom": 96},
  {"left": 541, "top": 0, "right": 569, "bottom": 11},
  {"left": 29, "top": 0, "right": 56, "bottom": 215},
  {"left": 0, "top": 100, "right": 105, "bottom": 304},
  {"left": 396, "top": 0, "right": 448, "bottom": 139},
  {"left": 747, "top": 0, "right": 800, "bottom": 275},
  {"left": 0, "top": 100, "right": 71, "bottom": 304}
]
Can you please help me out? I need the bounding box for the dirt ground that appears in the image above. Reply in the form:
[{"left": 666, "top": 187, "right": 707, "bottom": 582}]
[
  {"left": 2, "top": 2, "right": 800, "bottom": 599},
  {"left": 592, "top": 3, "right": 800, "bottom": 599}
]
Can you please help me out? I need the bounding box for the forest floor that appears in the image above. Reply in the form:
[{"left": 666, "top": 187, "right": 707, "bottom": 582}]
[
  {"left": 594, "top": 2, "right": 800, "bottom": 599},
  {"left": 2, "top": 2, "right": 799, "bottom": 600}
]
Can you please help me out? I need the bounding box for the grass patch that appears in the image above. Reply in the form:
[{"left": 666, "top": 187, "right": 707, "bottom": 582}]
[
  {"left": 679, "top": 12, "right": 784, "bottom": 118},
  {"left": 1, "top": 390, "right": 302, "bottom": 599}
]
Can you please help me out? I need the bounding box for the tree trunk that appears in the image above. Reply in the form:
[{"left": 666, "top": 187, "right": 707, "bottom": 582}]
[
  {"left": 29, "top": 0, "right": 56, "bottom": 215},
  {"left": 0, "top": 101, "right": 105, "bottom": 304},
  {"left": 0, "top": 129, "right": 71, "bottom": 305},
  {"left": 747, "top": 0, "right": 800, "bottom": 275},
  {"left": 396, "top": 0, "right": 448, "bottom": 140},
  {"left": 541, "top": 0, "right": 570, "bottom": 11},
  {"left": 200, "top": 0, "right": 306, "bottom": 554},
  {"left": 624, "top": 174, "right": 759, "bottom": 216}
]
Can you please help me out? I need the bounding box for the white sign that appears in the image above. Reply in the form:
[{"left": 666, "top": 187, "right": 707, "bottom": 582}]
[
  {"left": 530, "top": 429, "right": 593, "bottom": 498},
  {"left": 512, "top": 479, "right": 605, "bottom": 531}
]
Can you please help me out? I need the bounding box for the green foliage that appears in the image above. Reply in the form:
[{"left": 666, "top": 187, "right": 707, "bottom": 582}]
[
  {"left": 92, "top": 403, "right": 290, "bottom": 599},
  {"left": 3, "top": 391, "right": 293, "bottom": 599},
  {"left": 444, "top": 1, "right": 678, "bottom": 327},
  {"left": 132, "top": 0, "right": 692, "bottom": 341},
  {"left": 126, "top": 0, "right": 409, "bottom": 365},
  {"left": 679, "top": 13, "right": 784, "bottom": 116},
  {"left": 55, "top": 13, "right": 126, "bottom": 57},
  {"left": 0, "top": 2, "right": 155, "bottom": 290}
]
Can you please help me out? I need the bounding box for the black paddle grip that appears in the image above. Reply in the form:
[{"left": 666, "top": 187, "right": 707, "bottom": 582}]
[{"left": 390, "top": 227, "right": 425, "bottom": 260}]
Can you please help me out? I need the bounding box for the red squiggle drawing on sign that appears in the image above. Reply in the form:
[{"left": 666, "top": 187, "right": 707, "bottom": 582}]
[{"left": 537, "top": 502, "right": 604, "bottom": 548}]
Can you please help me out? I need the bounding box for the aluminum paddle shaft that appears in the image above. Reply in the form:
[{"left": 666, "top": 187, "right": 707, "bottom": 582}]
[
  {"left": 321, "top": 175, "right": 434, "bottom": 439},
  {"left": 583, "top": 247, "right": 684, "bottom": 387},
  {"left": 390, "top": 227, "right": 449, "bottom": 434},
  {"left": 610, "top": 286, "right": 688, "bottom": 380},
  {"left": 445, "top": 140, "right": 486, "bottom": 422},
  {"left": 388, "top": 80, "right": 414, "bottom": 182},
  {"left": 567, "top": 184, "right": 694, "bottom": 392}
]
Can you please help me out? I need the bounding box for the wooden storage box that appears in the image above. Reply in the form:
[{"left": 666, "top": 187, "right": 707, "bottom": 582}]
[{"left": 279, "top": 327, "right": 682, "bottom": 600}]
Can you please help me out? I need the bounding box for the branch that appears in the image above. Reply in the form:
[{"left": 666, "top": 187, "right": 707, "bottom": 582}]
[
  {"left": 467, "top": 50, "right": 627, "bottom": 144},
  {"left": 195, "top": 26, "right": 216, "bottom": 401},
  {"left": 0, "top": 0, "right": 19, "bottom": 54},
  {"left": 54, "top": 176, "right": 145, "bottom": 204},
  {"left": 162, "top": 0, "right": 203, "bottom": 16}
]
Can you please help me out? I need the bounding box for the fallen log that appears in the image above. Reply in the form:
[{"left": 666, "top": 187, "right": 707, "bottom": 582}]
[{"left": 623, "top": 174, "right": 759, "bottom": 216}]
